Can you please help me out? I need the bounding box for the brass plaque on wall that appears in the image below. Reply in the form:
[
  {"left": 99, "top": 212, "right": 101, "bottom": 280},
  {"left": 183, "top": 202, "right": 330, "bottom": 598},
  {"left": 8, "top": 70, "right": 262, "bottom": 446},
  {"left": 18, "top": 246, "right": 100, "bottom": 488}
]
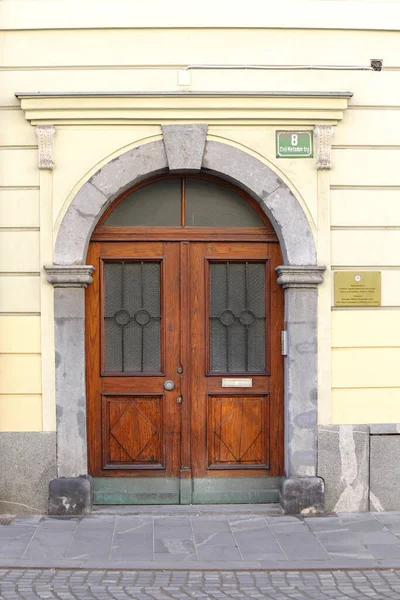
[{"left": 334, "top": 271, "right": 381, "bottom": 306}]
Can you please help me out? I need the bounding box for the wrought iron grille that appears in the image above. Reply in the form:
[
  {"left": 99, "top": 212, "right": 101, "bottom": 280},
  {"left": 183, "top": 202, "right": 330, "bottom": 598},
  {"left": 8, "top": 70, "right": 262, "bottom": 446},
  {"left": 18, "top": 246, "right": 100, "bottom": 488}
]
[
  {"left": 104, "top": 261, "right": 161, "bottom": 372},
  {"left": 209, "top": 262, "right": 266, "bottom": 372}
]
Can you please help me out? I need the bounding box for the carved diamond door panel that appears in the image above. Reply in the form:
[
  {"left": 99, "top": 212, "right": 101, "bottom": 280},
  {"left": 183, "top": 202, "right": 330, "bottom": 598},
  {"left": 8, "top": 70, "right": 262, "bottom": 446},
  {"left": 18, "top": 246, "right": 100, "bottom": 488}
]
[
  {"left": 208, "top": 395, "right": 269, "bottom": 468},
  {"left": 103, "top": 396, "right": 163, "bottom": 469}
]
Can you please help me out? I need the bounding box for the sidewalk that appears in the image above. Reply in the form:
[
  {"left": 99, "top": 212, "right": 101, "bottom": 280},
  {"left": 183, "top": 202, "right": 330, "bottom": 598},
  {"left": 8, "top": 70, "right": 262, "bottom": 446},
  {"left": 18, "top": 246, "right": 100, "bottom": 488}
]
[{"left": 1, "top": 506, "right": 400, "bottom": 571}]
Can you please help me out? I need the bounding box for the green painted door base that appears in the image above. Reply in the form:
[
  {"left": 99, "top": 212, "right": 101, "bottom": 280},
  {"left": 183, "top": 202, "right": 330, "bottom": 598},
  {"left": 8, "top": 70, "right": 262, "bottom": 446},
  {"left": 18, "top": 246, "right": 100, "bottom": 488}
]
[{"left": 92, "top": 477, "right": 282, "bottom": 505}]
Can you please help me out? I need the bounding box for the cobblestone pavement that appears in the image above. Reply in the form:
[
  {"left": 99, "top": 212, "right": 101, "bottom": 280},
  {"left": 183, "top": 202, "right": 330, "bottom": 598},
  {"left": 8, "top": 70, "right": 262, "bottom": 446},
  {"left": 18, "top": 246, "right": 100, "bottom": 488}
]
[{"left": 2, "top": 569, "right": 400, "bottom": 599}]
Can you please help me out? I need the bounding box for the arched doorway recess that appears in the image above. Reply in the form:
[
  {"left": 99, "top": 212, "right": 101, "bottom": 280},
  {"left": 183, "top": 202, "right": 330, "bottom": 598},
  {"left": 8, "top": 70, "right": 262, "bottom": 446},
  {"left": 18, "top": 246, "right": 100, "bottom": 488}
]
[
  {"left": 87, "top": 173, "right": 284, "bottom": 504},
  {"left": 46, "top": 125, "right": 325, "bottom": 514}
]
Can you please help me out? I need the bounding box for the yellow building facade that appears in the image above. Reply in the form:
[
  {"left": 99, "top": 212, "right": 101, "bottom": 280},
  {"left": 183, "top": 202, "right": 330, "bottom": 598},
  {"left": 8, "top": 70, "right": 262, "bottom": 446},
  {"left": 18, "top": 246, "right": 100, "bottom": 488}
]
[{"left": 1, "top": 0, "right": 400, "bottom": 514}]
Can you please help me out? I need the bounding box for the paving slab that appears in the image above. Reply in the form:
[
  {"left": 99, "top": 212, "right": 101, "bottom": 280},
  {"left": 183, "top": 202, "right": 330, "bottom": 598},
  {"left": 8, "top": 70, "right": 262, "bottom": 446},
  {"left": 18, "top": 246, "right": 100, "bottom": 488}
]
[
  {"left": 191, "top": 516, "right": 242, "bottom": 562},
  {"left": 1, "top": 511, "right": 400, "bottom": 570},
  {"left": 228, "top": 515, "right": 287, "bottom": 561},
  {"left": 154, "top": 517, "right": 197, "bottom": 562},
  {"left": 111, "top": 516, "right": 153, "bottom": 562}
]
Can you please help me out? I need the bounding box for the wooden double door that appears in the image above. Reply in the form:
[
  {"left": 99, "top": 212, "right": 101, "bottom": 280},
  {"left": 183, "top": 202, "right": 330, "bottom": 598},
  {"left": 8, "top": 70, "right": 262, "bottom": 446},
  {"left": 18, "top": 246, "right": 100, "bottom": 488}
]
[{"left": 86, "top": 239, "right": 283, "bottom": 504}]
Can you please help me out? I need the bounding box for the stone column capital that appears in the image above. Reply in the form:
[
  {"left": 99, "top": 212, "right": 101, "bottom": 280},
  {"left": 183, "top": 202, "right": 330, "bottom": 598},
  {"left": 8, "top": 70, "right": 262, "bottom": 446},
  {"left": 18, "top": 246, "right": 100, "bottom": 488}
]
[
  {"left": 45, "top": 265, "right": 95, "bottom": 288},
  {"left": 35, "top": 125, "right": 56, "bottom": 170},
  {"left": 276, "top": 265, "right": 326, "bottom": 289},
  {"left": 314, "top": 125, "right": 334, "bottom": 170}
]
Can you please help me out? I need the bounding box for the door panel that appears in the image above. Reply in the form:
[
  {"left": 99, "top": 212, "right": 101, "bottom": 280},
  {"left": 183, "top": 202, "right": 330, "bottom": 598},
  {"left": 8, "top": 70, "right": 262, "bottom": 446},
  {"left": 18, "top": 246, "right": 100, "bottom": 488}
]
[
  {"left": 208, "top": 395, "right": 269, "bottom": 468},
  {"left": 189, "top": 242, "right": 283, "bottom": 486},
  {"left": 102, "top": 395, "right": 164, "bottom": 469},
  {"left": 86, "top": 241, "right": 181, "bottom": 481}
]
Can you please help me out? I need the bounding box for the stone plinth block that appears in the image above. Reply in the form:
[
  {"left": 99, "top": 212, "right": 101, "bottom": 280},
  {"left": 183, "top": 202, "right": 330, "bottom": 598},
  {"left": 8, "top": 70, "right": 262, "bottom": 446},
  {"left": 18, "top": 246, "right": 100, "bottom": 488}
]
[
  {"left": 162, "top": 124, "right": 207, "bottom": 172},
  {"left": 48, "top": 476, "right": 92, "bottom": 515},
  {"left": 318, "top": 425, "right": 369, "bottom": 513},
  {"left": 370, "top": 435, "right": 400, "bottom": 511},
  {"left": 280, "top": 477, "right": 324, "bottom": 514}
]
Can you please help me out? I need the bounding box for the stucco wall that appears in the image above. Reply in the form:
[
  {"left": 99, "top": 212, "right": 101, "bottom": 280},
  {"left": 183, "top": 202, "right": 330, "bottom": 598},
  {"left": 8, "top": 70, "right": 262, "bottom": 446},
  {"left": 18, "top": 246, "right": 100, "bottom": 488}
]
[{"left": 1, "top": 0, "right": 400, "bottom": 437}]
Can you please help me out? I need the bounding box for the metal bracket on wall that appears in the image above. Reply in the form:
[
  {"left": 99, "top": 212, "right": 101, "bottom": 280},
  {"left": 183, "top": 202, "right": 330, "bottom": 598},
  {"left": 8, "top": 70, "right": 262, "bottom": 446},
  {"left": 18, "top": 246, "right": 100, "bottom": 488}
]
[
  {"left": 370, "top": 59, "right": 383, "bottom": 71},
  {"left": 281, "top": 331, "right": 288, "bottom": 356}
]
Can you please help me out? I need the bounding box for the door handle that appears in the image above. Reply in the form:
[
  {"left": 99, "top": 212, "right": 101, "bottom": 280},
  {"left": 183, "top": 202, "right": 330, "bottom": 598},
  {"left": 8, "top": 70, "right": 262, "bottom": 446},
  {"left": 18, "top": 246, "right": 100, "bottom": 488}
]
[
  {"left": 164, "top": 380, "right": 175, "bottom": 391},
  {"left": 176, "top": 396, "right": 183, "bottom": 404}
]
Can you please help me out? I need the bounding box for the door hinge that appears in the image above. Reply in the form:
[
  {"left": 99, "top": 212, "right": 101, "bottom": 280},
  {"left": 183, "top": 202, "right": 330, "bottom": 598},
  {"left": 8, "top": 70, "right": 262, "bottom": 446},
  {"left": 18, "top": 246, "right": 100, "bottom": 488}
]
[{"left": 281, "top": 331, "right": 288, "bottom": 356}]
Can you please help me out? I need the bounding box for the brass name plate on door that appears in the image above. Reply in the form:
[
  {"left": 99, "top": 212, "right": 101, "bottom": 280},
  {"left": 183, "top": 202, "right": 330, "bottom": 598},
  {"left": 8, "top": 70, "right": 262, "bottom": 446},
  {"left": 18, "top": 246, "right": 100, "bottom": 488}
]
[
  {"left": 222, "top": 378, "right": 253, "bottom": 388},
  {"left": 334, "top": 271, "right": 381, "bottom": 306}
]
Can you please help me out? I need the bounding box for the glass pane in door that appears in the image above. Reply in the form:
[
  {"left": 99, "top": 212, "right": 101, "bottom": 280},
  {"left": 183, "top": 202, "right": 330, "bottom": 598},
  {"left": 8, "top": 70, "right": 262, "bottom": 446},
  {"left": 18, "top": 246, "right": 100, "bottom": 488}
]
[
  {"left": 209, "top": 262, "right": 266, "bottom": 372},
  {"left": 104, "top": 261, "right": 161, "bottom": 372},
  {"left": 104, "top": 179, "right": 181, "bottom": 226},
  {"left": 185, "top": 179, "right": 264, "bottom": 226}
]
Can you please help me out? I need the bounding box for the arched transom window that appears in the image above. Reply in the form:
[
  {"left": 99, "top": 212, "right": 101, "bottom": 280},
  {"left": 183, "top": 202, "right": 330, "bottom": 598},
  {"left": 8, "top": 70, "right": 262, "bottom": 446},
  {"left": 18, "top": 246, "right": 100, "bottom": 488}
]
[{"left": 102, "top": 175, "right": 266, "bottom": 228}]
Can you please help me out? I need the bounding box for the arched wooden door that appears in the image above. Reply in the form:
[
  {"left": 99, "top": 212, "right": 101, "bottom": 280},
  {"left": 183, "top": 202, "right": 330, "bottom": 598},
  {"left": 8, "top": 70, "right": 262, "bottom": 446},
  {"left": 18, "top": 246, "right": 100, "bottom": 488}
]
[{"left": 86, "top": 175, "right": 284, "bottom": 504}]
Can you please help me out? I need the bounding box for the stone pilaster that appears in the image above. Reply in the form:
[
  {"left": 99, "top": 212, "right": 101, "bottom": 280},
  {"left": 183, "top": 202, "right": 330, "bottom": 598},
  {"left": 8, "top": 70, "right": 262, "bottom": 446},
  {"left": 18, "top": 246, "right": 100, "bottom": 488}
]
[
  {"left": 276, "top": 265, "right": 325, "bottom": 513},
  {"left": 45, "top": 265, "right": 94, "bottom": 479}
]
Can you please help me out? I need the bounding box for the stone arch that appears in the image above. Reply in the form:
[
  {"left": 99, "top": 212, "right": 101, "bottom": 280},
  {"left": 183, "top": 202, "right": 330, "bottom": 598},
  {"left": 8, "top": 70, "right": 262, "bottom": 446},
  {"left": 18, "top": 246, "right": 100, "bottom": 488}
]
[
  {"left": 46, "top": 125, "right": 325, "bottom": 514},
  {"left": 54, "top": 138, "right": 315, "bottom": 266}
]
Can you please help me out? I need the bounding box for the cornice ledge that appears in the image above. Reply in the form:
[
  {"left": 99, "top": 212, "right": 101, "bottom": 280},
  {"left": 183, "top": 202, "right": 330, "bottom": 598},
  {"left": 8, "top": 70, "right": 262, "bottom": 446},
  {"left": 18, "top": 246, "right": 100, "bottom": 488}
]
[
  {"left": 276, "top": 265, "right": 326, "bottom": 289},
  {"left": 15, "top": 91, "right": 352, "bottom": 127},
  {"left": 45, "top": 265, "right": 95, "bottom": 288},
  {"left": 15, "top": 91, "right": 354, "bottom": 99}
]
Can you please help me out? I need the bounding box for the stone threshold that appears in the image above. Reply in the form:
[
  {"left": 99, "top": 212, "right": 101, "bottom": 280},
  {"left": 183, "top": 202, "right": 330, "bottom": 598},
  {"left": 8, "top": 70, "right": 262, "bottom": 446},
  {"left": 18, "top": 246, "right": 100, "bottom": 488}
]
[{"left": 91, "top": 503, "right": 283, "bottom": 516}]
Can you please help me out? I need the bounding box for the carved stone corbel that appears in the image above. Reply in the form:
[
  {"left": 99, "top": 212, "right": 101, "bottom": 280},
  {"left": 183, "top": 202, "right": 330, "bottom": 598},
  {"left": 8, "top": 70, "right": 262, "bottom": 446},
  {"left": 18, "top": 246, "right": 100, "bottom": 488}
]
[
  {"left": 35, "top": 125, "right": 55, "bottom": 170},
  {"left": 314, "top": 125, "right": 334, "bottom": 170}
]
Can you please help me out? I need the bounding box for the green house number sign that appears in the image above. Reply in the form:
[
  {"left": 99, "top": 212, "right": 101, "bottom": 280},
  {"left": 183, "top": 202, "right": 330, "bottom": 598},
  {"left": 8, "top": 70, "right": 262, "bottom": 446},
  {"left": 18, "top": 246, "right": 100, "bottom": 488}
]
[{"left": 276, "top": 131, "right": 313, "bottom": 158}]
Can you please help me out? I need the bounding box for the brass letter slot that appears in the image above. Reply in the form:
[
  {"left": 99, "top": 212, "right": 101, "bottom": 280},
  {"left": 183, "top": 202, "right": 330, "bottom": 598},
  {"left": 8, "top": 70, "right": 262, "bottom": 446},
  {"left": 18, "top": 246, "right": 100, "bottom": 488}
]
[{"left": 221, "top": 378, "right": 253, "bottom": 388}]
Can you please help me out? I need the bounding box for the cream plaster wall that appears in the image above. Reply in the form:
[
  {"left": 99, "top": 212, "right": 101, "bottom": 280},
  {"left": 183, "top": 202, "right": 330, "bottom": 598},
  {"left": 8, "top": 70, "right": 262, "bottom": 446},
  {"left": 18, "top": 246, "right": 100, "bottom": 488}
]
[{"left": 1, "top": 1, "right": 400, "bottom": 430}]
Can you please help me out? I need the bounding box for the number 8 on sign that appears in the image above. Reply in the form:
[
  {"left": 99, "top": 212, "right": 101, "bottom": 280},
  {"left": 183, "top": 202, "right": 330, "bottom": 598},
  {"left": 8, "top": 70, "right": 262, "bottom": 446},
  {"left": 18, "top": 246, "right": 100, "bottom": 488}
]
[{"left": 291, "top": 134, "right": 298, "bottom": 146}]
